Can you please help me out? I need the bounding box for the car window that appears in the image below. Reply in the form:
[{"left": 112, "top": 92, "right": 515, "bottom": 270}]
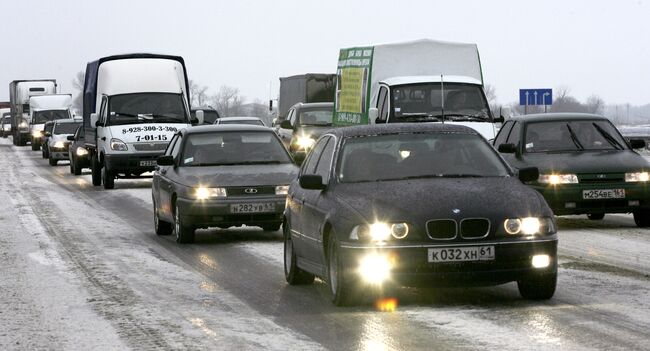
[
  {"left": 170, "top": 134, "right": 183, "bottom": 158},
  {"left": 494, "top": 120, "right": 514, "bottom": 146},
  {"left": 524, "top": 120, "right": 628, "bottom": 153},
  {"left": 301, "top": 137, "right": 329, "bottom": 175},
  {"left": 506, "top": 121, "right": 521, "bottom": 145},
  {"left": 314, "top": 137, "right": 336, "bottom": 182},
  {"left": 377, "top": 86, "right": 388, "bottom": 121},
  {"left": 165, "top": 134, "right": 179, "bottom": 156}
]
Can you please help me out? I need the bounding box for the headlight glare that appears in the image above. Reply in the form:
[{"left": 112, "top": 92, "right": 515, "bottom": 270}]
[
  {"left": 296, "top": 135, "right": 315, "bottom": 149},
  {"left": 194, "top": 187, "right": 227, "bottom": 200},
  {"left": 32, "top": 130, "right": 42, "bottom": 137},
  {"left": 110, "top": 138, "right": 128, "bottom": 151},
  {"left": 76, "top": 147, "right": 88, "bottom": 156},
  {"left": 538, "top": 173, "right": 578, "bottom": 184},
  {"left": 520, "top": 217, "right": 541, "bottom": 235},
  {"left": 625, "top": 172, "right": 649, "bottom": 182},
  {"left": 358, "top": 254, "right": 391, "bottom": 284},
  {"left": 53, "top": 141, "right": 65, "bottom": 149},
  {"left": 350, "top": 222, "right": 408, "bottom": 241},
  {"left": 275, "top": 185, "right": 289, "bottom": 195}
]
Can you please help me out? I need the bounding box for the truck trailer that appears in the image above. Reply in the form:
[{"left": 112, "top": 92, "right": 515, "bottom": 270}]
[
  {"left": 276, "top": 73, "right": 335, "bottom": 124},
  {"left": 9, "top": 80, "right": 57, "bottom": 145}
]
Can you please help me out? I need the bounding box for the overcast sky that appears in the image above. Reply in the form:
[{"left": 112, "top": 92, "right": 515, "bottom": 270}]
[{"left": 1, "top": 0, "right": 649, "bottom": 106}]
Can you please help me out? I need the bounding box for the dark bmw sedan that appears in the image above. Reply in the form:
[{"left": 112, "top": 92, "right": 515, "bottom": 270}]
[
  {"left": 152, "top": 125, "right": 299, "bottom": 243},
  {"left": 493, "top": 113, "right": 649, "bottom": 226},
  {"left": 284, "top": 123, "right": 558, "bottom": 306}
]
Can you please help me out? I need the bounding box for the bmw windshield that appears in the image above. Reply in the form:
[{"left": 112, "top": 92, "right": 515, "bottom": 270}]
[
  {"left": 107, "top": 93, "right": 188, "bottom": 126},
  {"left": 338, "top": 133, "right": 510, "bottom": 183}
]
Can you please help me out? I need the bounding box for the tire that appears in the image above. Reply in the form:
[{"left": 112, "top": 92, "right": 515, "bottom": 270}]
[
  {"left": 102, "top": 166, "right": 115, "bottom": 189},
  {"left": 633, "top": 210, "right": 650, "bottom": 227},
  {"left": 518, "top": 271, "right": 557, "bottom": 300},
  {"left": 153, "top": 197, "right": 173, "bottom": 236},
  {"left": 18, "top": 135, "right": 26, "bottom": 146},
  {"left": 174, "top": 203, "right": 195, "bottom": 244},
  {"left": 262, "top": 223, "right": 282, "bottom": 232},
  {"left": 91, "top": 154, "right": 101, "bottom": 186},
  {"left": 587, "top": 213, "right": 605, "bottom": 220},
  {"left": 327, "top": 234, "right": 356, "bottom": 306},
  {"left": 73, "top": 157, "right": 82, "bottom": 176},
  {"left": 31, "top": 139, "right": 40, "bottom": 151},
  {"left": 69, "top": 159, "right": 74, "bottom": 174},
  {"left": 48, "top": 157, "right": 57, "bottom": 166},
  {"left": 283, "top": 220, "right": 315, "bottom": 285}
]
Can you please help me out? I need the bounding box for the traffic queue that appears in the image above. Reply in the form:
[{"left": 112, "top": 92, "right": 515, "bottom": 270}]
[{"left": 5, "top": 39, "right": 650, "bottom": 306}]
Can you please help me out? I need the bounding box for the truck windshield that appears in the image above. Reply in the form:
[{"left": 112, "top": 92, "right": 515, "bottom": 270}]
[
  {"left": 391, "top": 83, "right": 490, "bottom": 122},
  {"left": 32, "top": 110, "right": 70, "bottom": 124},
  {"left": 299, "top": 108, "right": 333, "bottom": 126},
  {"left": 2, "top": 116, "right": 10, "bottom": 124},
  {"left": 54, "top": 123, "right": 82, "bottom": 135},
  {"left": 107, "top": 93, "right": 187, "bottom": 126}
]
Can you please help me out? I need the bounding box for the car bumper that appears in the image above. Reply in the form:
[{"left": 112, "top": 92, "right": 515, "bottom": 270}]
[
  {"left": 104, "top": 153, "right": 162, "bottom": 174},
  {"left": 177, "top": 196, "right": 286, "bottom": 228},
  {"left": 339, "top": 238, "right": 558, "bottom": 287},
  {"left": 533, "top": 182, "right": 650, "bottom": 215},
  {"left": 50, "top": 146, "right": 70, "bottom": 160}
]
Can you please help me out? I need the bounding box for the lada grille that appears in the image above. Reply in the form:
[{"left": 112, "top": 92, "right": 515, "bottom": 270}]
[
  {"left": 460, "top": 218, "right": 490, "bottom": 239},
  {"left": 578, "top": 173, "right": 625, "bottom": 183},
  {"left": 226, "top": 186, "right": 276, "bottom": 196},
  {"left": 426, "top": 219, "right": 457, "bottom": 240},
  {"left": 133, "top": 142, "right": 168, "bottom": 152}
]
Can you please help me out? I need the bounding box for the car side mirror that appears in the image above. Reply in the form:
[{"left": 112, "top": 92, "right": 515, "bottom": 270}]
[
  {"left": 518, "top": 167, "right": 539, "bottom": 183},
  {"left": 157, "top": 155, "right": 174, "bottom": 166},
  {"left": 195, "top": 110, "right": 204, "bottom": 125},
  {"left": 90, "top": 113, "right": 99, "bottom": 127},
  {"left": 66, "top": 135, "right": 75, "bottom": 141},
  {"left": 299, "top": 174, "right": 326, "bottom": 190},
  {"left": 280, "top": 120, "right": 293, "bottom": 129},
  {"left": 629, "top": 139, "right": 646, "bottom": 150},
  {"left": 368, "top": 107, "right": 379, "bottom": 123},
  {"left": 498, "top": 143, "right": 517, "bottom": 153}
]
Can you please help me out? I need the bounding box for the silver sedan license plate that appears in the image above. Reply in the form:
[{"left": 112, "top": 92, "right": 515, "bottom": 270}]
[
  {"left": 582, "top": 189, "right": 625, "bottom": 200},
  {"left": 230, "top": 203, "right": 275, "bottom": 213},
  {"left": 140, "top": 160, "right": 157, "bottom": 167},
  {"left": 428, "top": 246, "right": 495, "bottom": 263}
]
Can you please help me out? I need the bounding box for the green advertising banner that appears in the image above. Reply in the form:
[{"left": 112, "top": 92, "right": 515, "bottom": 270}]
[{"left": 333, "top": 46, "right": 374, "bottom": 126}]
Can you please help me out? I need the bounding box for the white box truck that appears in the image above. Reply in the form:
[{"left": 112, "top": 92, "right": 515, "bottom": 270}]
[
  {"left": 82, "top": 54, "right": 200, "bottom": 189},
  {"left": 333, "top": 39, "right": 506, "bottom": 139},
  {"left": 9, "top": 80, "right": 57, "bottom": 145},
  {"left": 28, "top": 94, "right": 73, "bottom": 150}
]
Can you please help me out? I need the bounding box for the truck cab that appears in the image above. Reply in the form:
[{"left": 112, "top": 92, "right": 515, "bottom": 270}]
[{"left": 28, "top": 94, "right": 73, "bottom": 151}]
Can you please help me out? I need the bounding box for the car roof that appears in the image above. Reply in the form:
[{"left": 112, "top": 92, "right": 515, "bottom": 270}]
[
  {"left": 191, "top": 106, "right": 218, "bottom": 112},
  {"left": 218, "top": 116, "right": 262, "bottom": 121},
  {"left": 290, "top": 102, "right": 334, "bottom": 110},
  {"left": 508, "top": 113, "right": 609, "bottom": 123},
  {"left": 182, "top": 124, "right": 272, "bottom": 135},
  {"left": 53, "top": 118, "right": 81, "bottom": 124},
  {"left": 326, "top": 123, "right": 479, "bottom": 139}
]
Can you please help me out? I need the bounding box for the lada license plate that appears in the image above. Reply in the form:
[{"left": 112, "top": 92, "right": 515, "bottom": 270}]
[
  {"left": 428, "top": 246, "right": 495, "bottom": 263},
  {"left": 582, "top": 189, "right": 625, "bottom": 200},
  {"left": 230, "top": 203, "right": 275, "bottom": 213},
  {"left": 140, "top": 160, "right": 157, "bottom": 167}
]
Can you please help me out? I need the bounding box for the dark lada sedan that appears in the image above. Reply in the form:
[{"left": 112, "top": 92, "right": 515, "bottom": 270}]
[
  {"left": 152, "top": 125, "right": 299, "bottom": 243},
  {"left": 283, "top": 123, "right": 557, "bottom": 306},
  {"left": 493, "top": 113, "right": 649, "bottom": 227}
]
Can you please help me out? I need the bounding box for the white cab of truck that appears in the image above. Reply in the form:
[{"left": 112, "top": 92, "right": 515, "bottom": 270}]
[
  {"left": 28, "top": 94, "right": 72, "bottom": 151},
  {"left": 83, "top": 54, "right": 199, "bottom": 189},
  {"left": 333, "top": 39, "right": 507, "bottom": 140}
]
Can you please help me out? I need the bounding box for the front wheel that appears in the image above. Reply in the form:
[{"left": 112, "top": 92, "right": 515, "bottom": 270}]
[
  {"left": 91, "top": 154, "right": 101, "bottom": 186},
  {"left": 153, "top": 197, "right": 173, "bottom": 236},
  {"left": 174, "top": 203, "right": 195, "bottom": 244},
  {"left": 73, "top": 156, "right": 82, "bottom": 176},
  {"left": 327, "top": 234, "right": 356, "bottom": 306},
  {"left": 102, "top": 166, "right": 115, "bottom": 189},
  {"left": 633, "top": 210, "right": 650, "bottom": 227},
  {"left": 283, "top": 221, "right": 314, "bottom": 285},
  {"left": 48, "top": 156, "right": 57, "bottom": 166},
  {"left": 31, "top": 139, "right": 40, "bottom": 151},
  {"left": 518, "top": 271, "right": 557, "bottom": 300}
]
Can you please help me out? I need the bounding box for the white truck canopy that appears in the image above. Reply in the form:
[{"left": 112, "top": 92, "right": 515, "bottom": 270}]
[
  {"left": 16, "top": 81, "right": 57, "bottom": 103},
  {"left": 96, "top": 58, "right": 186, "bottom": 99},
  {"left": 29, "top": 94, "right": 72, "bottom": 112}
]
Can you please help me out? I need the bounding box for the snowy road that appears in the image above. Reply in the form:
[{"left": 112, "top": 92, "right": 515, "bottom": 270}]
[{"left": 1, "top": 137, "right": 649, "bottom": 350}]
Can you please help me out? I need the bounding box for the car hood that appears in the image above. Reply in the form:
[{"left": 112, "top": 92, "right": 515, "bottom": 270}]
[
  {"left": 175, "top": 163, "right": 298, "bottom": 187},
  {"left": 332, "top": 177, "right": 548, "bottom": 222},
  {"left": 521, "top": 150, "right": 650, "bottom": 174}
]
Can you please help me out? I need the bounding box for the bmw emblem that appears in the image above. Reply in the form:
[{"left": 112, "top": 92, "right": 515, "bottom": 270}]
[{"left": 452, "top": 208, "right": 461, "bottom": 214}]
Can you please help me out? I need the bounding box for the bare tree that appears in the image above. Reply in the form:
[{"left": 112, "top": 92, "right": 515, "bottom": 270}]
[
  {"left": 585, "top": 95, "right": 605, "bottom": 115},
  {"left": 189, "top": 79, "right": 209, "bottom": 107},
  {"left": 71, "top": 71, "right": 85, "bottom": 115},
  {"left": 210, "top": 86, "right": 245, "bottom": 117}
]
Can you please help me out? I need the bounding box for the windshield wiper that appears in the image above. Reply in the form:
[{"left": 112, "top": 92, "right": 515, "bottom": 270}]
[
  {"left": 565, "top": 123, "right": 584, "bottom": 150},
  {"left": 592, "top": 123, "right": 624, "bottom": 150},
  {"left": 442, "top": 114, "right": 489, "bottom": 122},
  {"left": 398, "top": 114, "right": 442, "bottom": 122}
]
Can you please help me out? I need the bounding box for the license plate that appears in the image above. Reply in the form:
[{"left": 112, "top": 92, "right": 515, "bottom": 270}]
[
  {"left": 140, "top": 160, "right": 157, "bottom": 167},
  {"left": 582, "top": 189, "right": 625, "bottom": 200},
  {"left": 428, "top": 246, "right": 495, "bottom": 263},
  {"left": 230, "top": 203, "right": 275, "bottom": 213}
]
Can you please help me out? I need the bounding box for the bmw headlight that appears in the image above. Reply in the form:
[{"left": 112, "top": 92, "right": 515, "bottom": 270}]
[
  {"left": 53, "top": 141, "right": 65, "bottom": 149},
  {"left": 193, "top": 187, "right": 227, "bottom": 200},
  {"left": 350, "top": 222, "right": 410, "bottom": 241},
  {"left": 503, "top": 217, "right": 554, "bottom": 236},
  {"left": 76, "top": 147, "right": 89, "bottom": 156},
  {"left": 110, "top": 138, "right": 128, "bottom": 151},
  {"left": 625, "top": 172, "right": 649, "bottom": 182},
  {"left": 538, "top": 174, "right": 578, "bottom": 185},
  {"left": 296, "top": 135, "right": 316, "bottom": 150},
  {"left": 275, "top": 185, "right": 289, "bottom": 195}
]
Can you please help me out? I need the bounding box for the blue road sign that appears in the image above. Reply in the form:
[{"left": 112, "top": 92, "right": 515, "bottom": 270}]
[{"left": 519, "top": 89, "right": 552, "bottom": 106}]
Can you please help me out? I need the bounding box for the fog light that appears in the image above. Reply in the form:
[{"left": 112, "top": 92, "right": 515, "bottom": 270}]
[
  {"left": 358, "top": 254, "right": 391, "bottom": 284},
  {"left": 532, "top": 254, "right": 550, "bottom": 269}
]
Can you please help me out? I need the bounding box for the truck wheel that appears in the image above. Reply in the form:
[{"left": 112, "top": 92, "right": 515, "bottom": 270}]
[
  {"left": 48, "top": 157, "right": 57, "bottom": 166},
  {"left": 91, "top": 154, "right": 101, "bottom": 186},
  {"left": 174, "top": 204, "right": 195, "bottom": 243},
  {"left": 102, "top": 167, "right": 115, "bottom": 189},
  {"left": 518, "top": 271, "right": 557, "bottom": 300},
  {"left": 633, "top": 210, "right": 650, "bottom": 227}
]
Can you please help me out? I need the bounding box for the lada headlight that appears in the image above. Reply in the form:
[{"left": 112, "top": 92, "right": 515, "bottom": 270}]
[
  {"left": 110, "top": 138, "right": 128, "bottom": 151},
  {"left": 275, "top": 185, "right": 289, "bottom": 195},
  {"left": 76, "top": 147, "right": 89, "bottom": 156},
  {"left": 625, "top": 172, "right": 649, "bottom": 182},
  {"left": 538, "top": 174, "right": 578, "bottom": 185},
  {"left": 503, "top": 217, "right": 554, "bottom": 235},
  {"left": 194, "top": 187, "right": 227, "bottom": 200},
  {"left": 350, "top": 222, "right": 410, "bottom": 241}
]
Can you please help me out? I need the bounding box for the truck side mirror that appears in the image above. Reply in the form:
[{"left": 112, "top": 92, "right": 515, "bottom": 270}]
[
  {"left": 90, "top": 113, "right": 99, "bottom": 128},
  {"left": 369, "top": 108, "right": 379, "bottom": 123},
  {"left": 194, "top": 110, "right": 204, "bottom": 125},
  {"left": 500, "top": 106, "right": 511, "bottom": 119},
  {"left": 280, "top": 120, "right": 293, "bottom": 129}
]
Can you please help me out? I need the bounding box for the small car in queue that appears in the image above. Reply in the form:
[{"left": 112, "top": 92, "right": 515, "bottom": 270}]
[
  {"left": 1, "top": 112, "right": 12, "bottom": 138},
  {"left": 283, "top": 123, "right": 557, "bottom": 306},
  {"left": 277, "top": 102, "right": 334, "bottom": 164},
  {"left": 493, "top": 113, "right": 650, "bottom": 227},
  {"left": 67, "top": 126, "right": 91, "bottom": 175},
  {"left": 152, "top": 124, "right": 298, "bottom": 243},
  {"left": 214, "top": 116, "right": 265, "bottom": 126},
  {"left": 43, "top": 119, "right": 82, "bottom": 166}
]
